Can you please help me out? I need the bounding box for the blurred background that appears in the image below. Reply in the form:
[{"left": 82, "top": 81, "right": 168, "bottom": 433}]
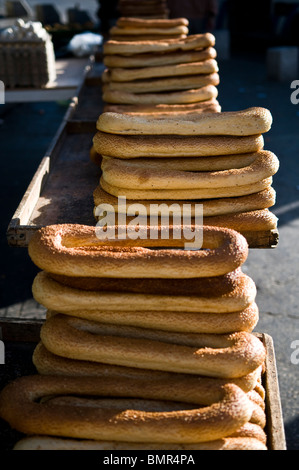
[{"left": 1, "top": 0, "right": 299, "bottom": 52}]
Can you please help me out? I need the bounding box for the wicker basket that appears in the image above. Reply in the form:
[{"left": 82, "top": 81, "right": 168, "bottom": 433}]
[{"left": 0, "top": 20, "right": 56, "bottom": 89}]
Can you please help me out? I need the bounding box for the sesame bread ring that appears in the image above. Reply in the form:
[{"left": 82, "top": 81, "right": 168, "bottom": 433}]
[
  {"left": 101, "top": 152, "right": 261, "bottom": 172},
  {"left": 102, "top": 98, "right": 221, "bottom": 114},
  {"left": 12, "top": 436, "right": 267, "bottom": 451},
  {"left": 100, "top": 175, "right": 273, "bottom": 199},
  {"left": 101, "top": 151, "right": 279, "bottom": 190},
  {"left": 23, "top": 395, "right": 265, "bottom": 429},
  {"left": 33, "top": 342, "right": 263, "bottom": 394},
  {"left": 107, "top": 34, "right": 188, "bottom": 41},
  {"left": 40, "top": 302, "right": 259, "bottom": 334},
  {"left": 107, "top": 59, "right": 219, "bottom": 82},
  {"left": 202, "top": 209, "right": 278, "bottom": 232},
  {"left": 102, "top": 85, "right": 219, "bottom": 105},
  {"left": 109, "top": 25, "right": 189, "bottom": 37},
  {"left": 115, "top": 17, "right": 189, "bottom": 28},
  {"left": 103, "top": 34, "right": 215, "bottom": 55},
  {"left": 103, "top": 47, "right": 217, "bottom": 69},
  {"left": 97, "top": 107, "right": 272, "bottom": 136},
  {"left": 230, "top": 423, "right": 267, "bottom": 444},
  {"left": 93, "top": 131, "right": 264, "bottom": 158},
  {"left": 39, "top": 315, "right": 266, "bottom": 378},
  {"left": 48, "top": 267, "right": 246, "bottom": 296},
  {"left": 0, "top": 375, "right": 255, "bottom": 444},
  {"left": 33, "top": 341, "right": 263, "bottom": 396},
  {"left": 32, "top": 271, "right": 256, "bottom": 314},
  {"left": 28, "top": 224, "right": 249, "bottom": 279},
  {"left": 93, "top": 185, "right": 276, "bottom": 217},
  {"left": 102, "top": 73, "right": 220, "bottom": 95}
]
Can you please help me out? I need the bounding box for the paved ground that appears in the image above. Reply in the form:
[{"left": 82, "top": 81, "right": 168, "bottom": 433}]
[
  {"left": 218, "top": 54, "right": 299, "bottom": 451},
  {"left": 0, "top": 51, "right": 299, "bottom": 450}
]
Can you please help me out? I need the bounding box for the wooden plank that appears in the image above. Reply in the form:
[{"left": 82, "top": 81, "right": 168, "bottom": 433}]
[
  {"left": 262, "top": 333, "right": 287, "bottom": 450},
  {"left": 66, "top": 63, "right": 104, "bottom": 132},
  {"left": 240, "top": 229, "right": 279, "bottom": 249},
  {"left": 6, "top": 119, "right": 69, "bottom": 247},
  {"left": 6, "top": 129, "right": 100, "bottom": 247},
  {"left": 0, "top": 318, "right": 43, "bottom": 343},
  {"left": 6, "top": 58, "right": 103, "bottom": 247}
]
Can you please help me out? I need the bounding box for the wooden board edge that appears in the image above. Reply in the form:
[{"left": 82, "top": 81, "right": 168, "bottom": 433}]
[
  {"left": 0, "top": 318, "right": 43, "bottom": 343},
  {"left": 6, "top": 119, "right": 68, "bottom": 239},
  {"left": 241, "top": 229, "right": 279, "bottom": 249},
  {"left": 261, "top": 332, "right": 287, "bottom": 450}
]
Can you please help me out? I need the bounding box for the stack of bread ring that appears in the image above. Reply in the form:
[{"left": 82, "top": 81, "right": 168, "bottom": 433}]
[
  {"left": 101, "top": 27, "right": 221, "bottom": 115},
  {"left": 0, "top": 223, "right": 269, "bottom": 450},
  {"left": 109, "top": 16, "right": 188, "bottom": 42},
  {"left": 117, "top": 0, "right": 169, "bottom": 20},
  {"left": 92, "top": 107, "right": 279, "bottom": 248}
]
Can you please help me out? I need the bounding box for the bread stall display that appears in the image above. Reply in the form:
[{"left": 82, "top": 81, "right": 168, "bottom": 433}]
[
  {"left": 0, "top": 5, "right": 286, "bottom": 453},
  {"left": 92, "top": 107, "right": 279, "bottom": 248},
  {"left": 109, "top": 16, "right": 189, "bottom": 41},
  {"left": 101, "top": 30, "right": 221, "bottom": 115}
]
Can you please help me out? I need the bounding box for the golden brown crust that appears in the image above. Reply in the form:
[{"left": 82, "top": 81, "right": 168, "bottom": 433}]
[
  {"left": 41, "top": 301, "right": 259, "bottom": 334},
  {"left": 107, "top": 34, "right": 187, "bottom": 41},
  {"left": 103, "top": 47, "right": 217, "bottom": 69},
  {"left": 93, "top": 131, "right": 264, "bottom": 158},
  {"left": 38, "top": 314, "right": 266, "bottom": 378},
  {"left": 33, "top": 342, "right": 263, "bottom": 393},
  {"left": 100, "top": 175, "right": 273, "bottom": 199},
  {"left": 0, "top": 375, "right": 254, "bottom": 443},
  {"left": 101, "top": 151, "right": 279, "bottom": 190},
  {"left": 110, "top": 25, "right": 189, "bottom": 37},
  {"left": 101, "top": 152, "right": 257, "bottom": 171},
  {"left": 106, "top": 59, "right": 219, "bottom": 82},
  {"left": 230, "top": 423, "right": 267, "bottom": 444},
  {"left": 102, "top": 99, "right": 221, "bottom": 114},
  {"left": 93, "top": 184, "right": 276, "bottom": 217},
  {"left": 116, "top": 17, "right": 189, "bottom": 28},
  {"left": 202, "top": 209, "right": 278, "bottom": 232},
  {"left": 102, "top": 85, "right": 219, "bottom": 105},
  {"left": 32, "top": 270, "right": 256, "bottom": 315},
  {"left": 103, "top": 33, "right": 216, "bottom": 55},
  {"left": 102, "top": 72, "right": 220, "bottom": 95},
  {"left": 97, "top": 107, "right": 272, "bottom": 136},
  {"left": 37, "top": 314, "right": 265, "bottom": 379},
  {"left": 48, "top": 267, "right": 244, "bottom": 296},
  {"left": 28, "top": 224, "right": 249, "bottom": 279}
]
